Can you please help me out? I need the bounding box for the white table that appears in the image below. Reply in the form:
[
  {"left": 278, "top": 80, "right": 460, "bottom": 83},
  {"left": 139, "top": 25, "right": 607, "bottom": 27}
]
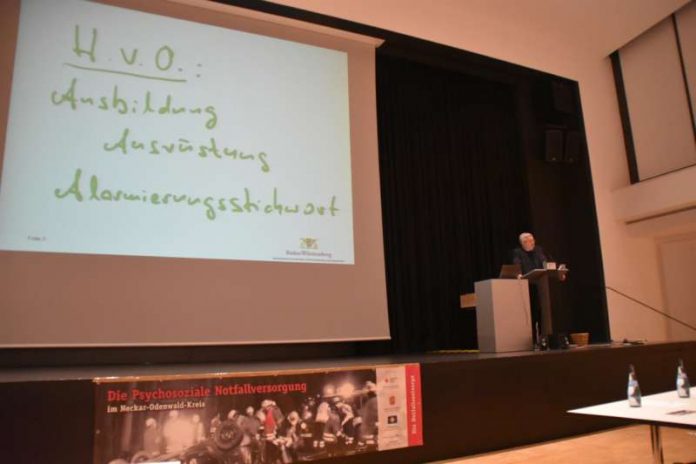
[{"left": 569, "top": 387, "right": 696, "bottom": 464}]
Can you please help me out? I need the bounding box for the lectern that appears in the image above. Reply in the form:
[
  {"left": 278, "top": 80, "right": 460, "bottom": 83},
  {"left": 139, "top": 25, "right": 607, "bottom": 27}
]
[
  {"left": 474, "top": 279, "right": 532, "bottom": 352},
  {"left": 523, "top": 268, "right": 567, "bottom": 337}
]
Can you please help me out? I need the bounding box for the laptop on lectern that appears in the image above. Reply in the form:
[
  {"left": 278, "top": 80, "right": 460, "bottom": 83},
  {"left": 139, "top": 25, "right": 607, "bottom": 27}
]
[{"left": 499, "top": 264, "right": 521, "bottom": 279}]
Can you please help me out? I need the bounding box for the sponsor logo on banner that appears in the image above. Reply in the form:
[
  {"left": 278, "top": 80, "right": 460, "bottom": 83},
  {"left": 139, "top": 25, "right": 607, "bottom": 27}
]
[
  {"left": 376, "top": 365, "right": 424, "bottom": 450},
  {"left": 93, "top": 363, "right": 422, "bottom": 463}
]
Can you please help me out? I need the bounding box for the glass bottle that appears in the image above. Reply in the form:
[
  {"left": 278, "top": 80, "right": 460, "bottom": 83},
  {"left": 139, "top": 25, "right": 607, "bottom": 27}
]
[
  {"left": 677, "top": 359, "right": 691, "bottom": 398},
  {"left": 627, "top": 364, "right": 641, "bottom": 407}
]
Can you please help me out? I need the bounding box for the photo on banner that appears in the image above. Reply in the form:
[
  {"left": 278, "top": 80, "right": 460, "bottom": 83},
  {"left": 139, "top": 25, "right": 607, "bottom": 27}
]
[{"left": 93, "top": 364, "right": 422, "bottom": 463}]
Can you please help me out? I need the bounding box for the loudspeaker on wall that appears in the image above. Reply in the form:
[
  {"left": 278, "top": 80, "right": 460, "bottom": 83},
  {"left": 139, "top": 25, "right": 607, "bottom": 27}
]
[
  {"left": 544, "top": 129, "right": 564, "bottom": 162},
  {"left": 564, "top": 130, "right": 583, "bottom": 163}
]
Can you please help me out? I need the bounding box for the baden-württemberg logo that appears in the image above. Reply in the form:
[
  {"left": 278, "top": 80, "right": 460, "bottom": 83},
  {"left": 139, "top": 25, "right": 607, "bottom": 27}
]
[
  {"left": 284, "top": 237, "right": 333, "bottom": 260},
  {"left": 299, "top": 237, "right": 318, "bottom": 250}
]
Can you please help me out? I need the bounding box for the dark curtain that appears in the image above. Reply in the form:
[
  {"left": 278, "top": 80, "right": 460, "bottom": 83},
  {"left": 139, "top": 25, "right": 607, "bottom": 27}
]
[{"left": 376, "top": 53, "right": 531, "bottom": 352}]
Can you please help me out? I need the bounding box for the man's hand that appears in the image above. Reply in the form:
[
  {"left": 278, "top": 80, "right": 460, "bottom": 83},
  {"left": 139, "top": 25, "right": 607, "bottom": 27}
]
[{"left": 558, "top": 264, "right": 568, "bottom": 281}]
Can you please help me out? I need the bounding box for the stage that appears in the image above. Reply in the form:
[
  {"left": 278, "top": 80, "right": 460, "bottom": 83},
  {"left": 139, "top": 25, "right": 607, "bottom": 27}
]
[{"left": 1, "top": 341, "right": 694, "bottom": 463}]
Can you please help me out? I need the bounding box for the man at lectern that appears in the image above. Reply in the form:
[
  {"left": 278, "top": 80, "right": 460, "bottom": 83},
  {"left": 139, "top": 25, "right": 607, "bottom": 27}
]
[
  {"left": 511, "top": 232, "right": 568, "bottom": 344},
  {"left": 512, "top": 232, "right": 567, "bottom": 280},
  {"left": 512, "top": 232, "right": 547, "bottom": 275}
]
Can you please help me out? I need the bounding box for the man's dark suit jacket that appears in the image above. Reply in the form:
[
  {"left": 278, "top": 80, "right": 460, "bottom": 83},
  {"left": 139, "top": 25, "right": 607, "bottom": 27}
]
[{"left": 512, "top": 246, "right": 548, "bottom": 275}]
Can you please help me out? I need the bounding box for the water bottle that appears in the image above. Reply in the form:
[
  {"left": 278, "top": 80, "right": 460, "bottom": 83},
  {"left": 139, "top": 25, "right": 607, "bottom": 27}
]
[
  {"left": 627, "top": 364, "right": 641, "bottom": 407},
  {"left": 677, "top": 359, "right": 691, "bottom": 398}
]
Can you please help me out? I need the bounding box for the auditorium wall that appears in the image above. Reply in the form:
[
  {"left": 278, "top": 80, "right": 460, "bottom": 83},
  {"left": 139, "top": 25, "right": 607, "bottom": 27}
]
[{"left": 269, "top": 0, "right": 695, "bottom": 343}]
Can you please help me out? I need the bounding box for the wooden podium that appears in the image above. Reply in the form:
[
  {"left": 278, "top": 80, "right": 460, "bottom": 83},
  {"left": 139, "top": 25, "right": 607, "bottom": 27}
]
[
  {"left": 474, "top": 279, "right": 532, "bottom": 353},
  {"left": 523, "top": 268, "right": 568, "bottom": 338}
]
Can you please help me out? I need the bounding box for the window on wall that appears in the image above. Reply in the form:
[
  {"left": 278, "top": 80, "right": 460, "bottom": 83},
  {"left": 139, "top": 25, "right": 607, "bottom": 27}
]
[{"left": 612, "top": 1, "right": 696, "bottom": 183}]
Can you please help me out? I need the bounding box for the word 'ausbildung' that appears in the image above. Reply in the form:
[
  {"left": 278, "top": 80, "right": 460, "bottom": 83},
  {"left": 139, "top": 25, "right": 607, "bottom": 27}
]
[{"left": 51, "top": 78, "right": 218, "bottom": 130}]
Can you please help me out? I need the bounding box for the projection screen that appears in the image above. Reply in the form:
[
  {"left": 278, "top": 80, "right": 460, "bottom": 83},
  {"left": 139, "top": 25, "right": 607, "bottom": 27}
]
[{"left": 0, "top": 0, "right": 390, "bottom": 346}]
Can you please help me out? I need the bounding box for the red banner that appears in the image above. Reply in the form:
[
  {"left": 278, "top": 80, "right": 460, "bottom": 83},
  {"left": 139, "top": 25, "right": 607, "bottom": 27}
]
[{"left": 93, "top": 363, "right": 422, "bottom": 463}]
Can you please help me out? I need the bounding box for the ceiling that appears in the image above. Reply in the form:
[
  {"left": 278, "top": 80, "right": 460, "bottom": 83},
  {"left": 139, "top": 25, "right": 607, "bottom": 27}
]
[{"left": 268, "top": 0, "right": 691, "bottom": 77}]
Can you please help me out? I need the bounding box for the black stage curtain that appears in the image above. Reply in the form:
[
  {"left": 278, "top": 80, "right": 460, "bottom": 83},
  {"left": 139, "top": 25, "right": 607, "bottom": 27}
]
[{"left": 377, "top": 53, "right": 531, "bottom": 352}]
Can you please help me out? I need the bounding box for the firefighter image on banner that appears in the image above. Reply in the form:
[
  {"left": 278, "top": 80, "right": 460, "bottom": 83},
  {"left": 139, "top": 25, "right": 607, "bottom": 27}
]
[{"left": 93, "top": 364, "right": 422, "bottom": 463}]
